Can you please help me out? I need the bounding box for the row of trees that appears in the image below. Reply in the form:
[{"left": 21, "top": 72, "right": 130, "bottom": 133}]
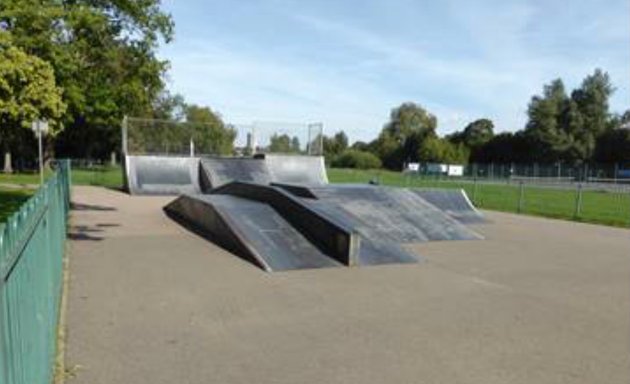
[
  {"left": 0, "top": 0, "right": 236, "bottom": 170},
  {"left": 322, "top": 69, "right": 629, "bottom": 170}
]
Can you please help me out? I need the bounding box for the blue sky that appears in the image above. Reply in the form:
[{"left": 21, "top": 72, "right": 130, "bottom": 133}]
[{"left": 159, "top": 0, "right": 630, "bottom": 143}]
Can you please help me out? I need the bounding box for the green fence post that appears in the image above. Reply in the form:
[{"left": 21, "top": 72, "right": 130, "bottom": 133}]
[
  {"left": 472, "top": 177, "right": 478, "bottom": 203},
  {"left": 574, "top": 183, "right": 583, "bottom": 219},
  {"left": 517, "top": 181, "right": 525, "bottom": 213}
]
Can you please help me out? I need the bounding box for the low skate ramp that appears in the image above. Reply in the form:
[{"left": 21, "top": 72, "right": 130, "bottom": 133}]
[
  {"left": 279, "top": 185, "right": 483, "bottom": 242},
  {"left": 164, "top": 194, "right": 343, "bottom": 271},
  {"left": 412, "top": 189, "right": 485, "bottom": 224},
  {"left": 125, "top": 155, "right": 200, "bottom": 195},
  {"left": 198, "top": 157, "right": 271, "bottom": 191}
]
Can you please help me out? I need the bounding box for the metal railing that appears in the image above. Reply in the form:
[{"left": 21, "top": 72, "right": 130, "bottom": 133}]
[{"left": 0, "top": 160, "right": 71, "bottom": 384}]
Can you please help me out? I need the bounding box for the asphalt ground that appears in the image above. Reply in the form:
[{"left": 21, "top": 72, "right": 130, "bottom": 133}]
[{"left": 65, "top": 186, "right": 630, "bottom": 384}]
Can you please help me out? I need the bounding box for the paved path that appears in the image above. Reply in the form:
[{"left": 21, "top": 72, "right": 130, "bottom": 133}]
[{"left": 65, "top": 186, "right": 630, "bottom": 384}]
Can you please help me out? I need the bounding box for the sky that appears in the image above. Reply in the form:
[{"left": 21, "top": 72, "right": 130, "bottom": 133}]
[{"left": 158, "top": 0, "right": 630, "bottom": 144}]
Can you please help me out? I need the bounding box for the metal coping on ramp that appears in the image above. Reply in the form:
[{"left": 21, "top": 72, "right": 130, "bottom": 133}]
[{"left": 411, "top": 189, "right": 486, "bottom": 224}]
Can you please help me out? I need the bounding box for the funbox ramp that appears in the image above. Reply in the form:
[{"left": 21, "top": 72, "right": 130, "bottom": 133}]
[{"left": 164, "top": 183, "right": 483, "bottom": 272}]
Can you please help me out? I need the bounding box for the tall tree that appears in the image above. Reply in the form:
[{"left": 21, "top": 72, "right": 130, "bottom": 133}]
[
  {"left": 524, "top": 79, "right": 571, "bottom": 162},
  {"left": 375, "top": 102, "right": 437, "bottom": 169},
  {"left": 186, "top": 105, "right": 235, "bottom": 155},
  {"left": 0, "top": 0, "right": 174, "bottom": 159},
  {"left": 0, "top": 33, "right": 65, "bottom": 171}
]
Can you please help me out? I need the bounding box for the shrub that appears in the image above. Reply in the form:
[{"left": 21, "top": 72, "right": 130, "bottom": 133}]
[{"left": 331, "top": 149, "right": 382, "bottom": 169}]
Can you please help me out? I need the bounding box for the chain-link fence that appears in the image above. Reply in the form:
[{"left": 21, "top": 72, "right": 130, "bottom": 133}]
[
  {"left": 123, "top": 117, "right": 324, "bottom": 157},
  {"left": 436, "top": 162, "right": 630, "bottom": 183}
]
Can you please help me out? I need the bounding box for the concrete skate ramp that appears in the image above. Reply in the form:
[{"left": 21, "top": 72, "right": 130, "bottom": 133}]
[
  {"left": 412, "top": 189, "right": 485, "bottom": 224},
  {"left": 281, "top": 185, "right": 483, "bottom": 242},
  {"left": 164, "top": 194, "right": 342, "bottom": 271},
  {"left": 264, "top": 154, "right": 328, "bottom": 185},
  {"left": 125, "top": 155, "right": 200, "bottom": 195},
  {"left": 198, "top": 157, "right": 271, "bottom": 191}
]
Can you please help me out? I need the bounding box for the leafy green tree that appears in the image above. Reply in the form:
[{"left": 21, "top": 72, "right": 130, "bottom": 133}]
[
  {"left": 186, "top": 105, "right": 235, "bottom": 155},
  {"left": 523, "top": 79, "right": 572, "bottom": 162},
  {"left": 374, "top": 102, "right": 437, "bottom": 169},
  {"left": 269, "top": 134, "right": 294, "bottom": 153},
  {"left": 290, "top": 136, "right": 301, "bottom": 153},
  {"left": 0, "top": 33, "right": 65, "bottom": 171},
  {"left": 322, "top": 130, "right": 349, "bottom": 160},
  {"left": 418, "top": 137, "right": 468, "bottom": 164},
  {"left": 593, "top": 127, "right": 630, "bottom": 164},
  {"left": 331, "top": 149, "right": 382, "bottom": 169},
  {"left": 1, "top": 0, "right": 174, "bottom": 159},
  {"left": 150, "top": 91, "right": 187, "bottom": 121}
]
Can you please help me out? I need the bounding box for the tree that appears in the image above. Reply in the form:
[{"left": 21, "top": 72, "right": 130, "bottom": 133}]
[
  {"left": 322, "top": 130, "right": 349, "bottom": 159},
  {"left": 475, "top": 132, "right": 532, "bottom": 163},
  {"left": 375, "top": 102, "right": 438, "bottom": 169},
  {"left": 331, "top": 150, "right": 382, "bottom": 169},
  {"left": 0, "top": 33, "right": 65, "bottom": 172},
  {"left": 290, "top": 136, "right": 301, "bottom": 153},
  {"left": 269, "top": 134, "right": 293, "bottom": 153},
  {"left": 1, "top": 0, "right": 174, "bottom": 159},
  {"left": 150, "top": 91, "right": 187, "bottom": 121},
  {"left": 593, "top": 127, "right": 630, "bottom": 164},
  {"left": 418, "top": 137, "right": 468, "bottom": 164},
  {"left": 523, "top": 79, "right": 572, "bottom": 162},
  {"left": 186, "top": 105, "right": 235, "bottom": 155}
]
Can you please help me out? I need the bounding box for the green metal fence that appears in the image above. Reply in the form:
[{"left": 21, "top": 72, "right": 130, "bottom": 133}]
[{"left": 0, "top": 160, "right": 71, "bottom": 384}]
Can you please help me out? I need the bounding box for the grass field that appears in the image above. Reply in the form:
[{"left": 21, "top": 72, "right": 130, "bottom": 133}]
[
  {"left": 0, "top": 188, "right": 33, "bottom": 223},
  {"left": 1, "top": 165, "right": 629, "bottom": 228},
  {"left": 0, "top": 166, "right": 123, "bottom": 190}
]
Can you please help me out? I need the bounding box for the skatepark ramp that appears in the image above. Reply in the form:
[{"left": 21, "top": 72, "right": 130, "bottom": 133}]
[
  {"left": 411, "top": 189, "right": 485, "bottom": 224},
  {"left": 126, "top": 154, "right": 328, "bottom": 195},
  {"left": 164, "top": 183, "right": 484, "bottom": 271},
  {"left": 164, "top": 194, "right": 344, "bottom": 271},
  {"left": 198, "top": 157, "right": 271, "bottom": 191},
  {"left": 125, "top": 155, "right": 201, "bottom": 195}
]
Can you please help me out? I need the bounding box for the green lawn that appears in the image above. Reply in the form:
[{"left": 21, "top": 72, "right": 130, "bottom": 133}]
[
  {"left": 328, "top": 168, "right": 630, "bottom": 228},
  {"left": 0, "top": 188, "right": 33, "bottom": 223},
  {"left": 0, "top": 166, "right": 123, "bottom": 189},
  {"left": 2, "top": 165, "right": 628, "bottom": 228}
]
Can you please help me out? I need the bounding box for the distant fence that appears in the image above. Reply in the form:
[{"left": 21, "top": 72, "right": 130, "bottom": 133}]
[
  {"left": 417, "top": 162, "right": 630, "bottom": 182},
  {"left": 0, "top": 160, "right": 71, "bottom": 384}
]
